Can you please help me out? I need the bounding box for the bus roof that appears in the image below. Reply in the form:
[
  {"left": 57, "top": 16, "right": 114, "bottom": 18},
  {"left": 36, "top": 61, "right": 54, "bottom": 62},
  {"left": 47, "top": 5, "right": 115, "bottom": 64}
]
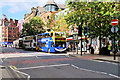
[{"left": 37, "top": 32, "right": 65, "bottom": 36}]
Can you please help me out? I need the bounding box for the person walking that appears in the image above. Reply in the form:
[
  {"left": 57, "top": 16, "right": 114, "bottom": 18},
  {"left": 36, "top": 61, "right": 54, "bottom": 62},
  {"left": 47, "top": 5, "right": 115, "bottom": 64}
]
[
  {"left": 69, "top": 44, "right": 71, "bottom": 51},
  {"left": 107, "top": 42, "right": 111, "bottom": 55},
  {"left": 89, "top": 43, "right": 91, "bottom": 53}
]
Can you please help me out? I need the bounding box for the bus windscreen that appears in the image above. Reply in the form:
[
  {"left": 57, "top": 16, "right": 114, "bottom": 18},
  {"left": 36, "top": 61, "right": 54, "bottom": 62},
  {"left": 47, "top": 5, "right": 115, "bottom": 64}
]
[{"left": 55, "top": 42, "right": 66, "bottom": 47}]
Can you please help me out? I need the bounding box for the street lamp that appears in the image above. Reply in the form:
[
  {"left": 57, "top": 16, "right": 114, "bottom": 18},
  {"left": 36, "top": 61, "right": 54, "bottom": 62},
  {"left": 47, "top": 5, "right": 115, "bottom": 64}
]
[{"left": 78, "top": 21, "right": 83, "bottom": 56}]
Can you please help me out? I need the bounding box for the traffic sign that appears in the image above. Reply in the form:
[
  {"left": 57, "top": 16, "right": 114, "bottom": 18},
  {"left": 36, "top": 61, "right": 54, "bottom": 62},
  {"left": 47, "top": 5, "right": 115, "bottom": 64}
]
[
  {"left": 111, "top": 19, "right": 118, "bottom": 26},
  {"left": 111, "top": 27, "right": 118, "bottom": 33}
]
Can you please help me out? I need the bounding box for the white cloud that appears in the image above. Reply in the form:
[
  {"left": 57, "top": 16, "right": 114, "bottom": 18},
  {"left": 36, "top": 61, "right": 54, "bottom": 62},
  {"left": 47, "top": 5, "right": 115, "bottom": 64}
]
[
  {"left": 1, "top": 0, "right": 40, "bottom": 2},
  {"left": 0, "top": 0, "right": 65, "bottom": 17},
  {"left": 7, "top": 2, "right": 40, "bottom": 13}
]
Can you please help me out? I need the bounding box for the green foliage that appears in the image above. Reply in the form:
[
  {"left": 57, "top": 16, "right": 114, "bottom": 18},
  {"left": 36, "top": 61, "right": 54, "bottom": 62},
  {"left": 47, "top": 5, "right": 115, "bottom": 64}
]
[
  {"left": 65, "top": 1, "right": 119, "bottom": 40},
  {"left": 21, "top": 16, "right": 44, "bottom": 37}
]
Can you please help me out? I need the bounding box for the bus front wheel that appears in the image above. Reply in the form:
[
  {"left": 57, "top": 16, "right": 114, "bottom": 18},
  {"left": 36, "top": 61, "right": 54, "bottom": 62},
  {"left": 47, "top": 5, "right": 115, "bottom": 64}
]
[{"left": 37, "top": 48, "right": 40, "bottom": 52}]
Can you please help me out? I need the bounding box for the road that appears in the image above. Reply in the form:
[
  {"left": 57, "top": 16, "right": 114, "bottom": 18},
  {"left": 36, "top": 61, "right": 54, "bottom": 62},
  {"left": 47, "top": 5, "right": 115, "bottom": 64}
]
[{"left": 0, "top": 47, "right": 120, "bottom": 79}]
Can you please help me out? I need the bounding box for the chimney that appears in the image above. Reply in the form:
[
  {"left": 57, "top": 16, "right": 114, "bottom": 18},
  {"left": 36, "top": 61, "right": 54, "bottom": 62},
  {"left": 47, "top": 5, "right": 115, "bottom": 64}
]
[
  {"left": 10, "top": 18, "right": 13, "bottom": 22},
  {"left": 14, "top": 19, "right": 18, "bottom": 26},
  {"left": 24, "top": 14, "right": 26, "bottom": 17}
]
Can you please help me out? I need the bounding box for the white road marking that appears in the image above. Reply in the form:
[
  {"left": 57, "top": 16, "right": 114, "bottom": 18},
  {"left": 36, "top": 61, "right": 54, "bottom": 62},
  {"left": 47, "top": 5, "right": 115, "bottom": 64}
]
[
  {"left": 91, "top": 60, "right": 118, "bottom": 65},
  {"left": 9, "top": 65, "right": 30, "bottom": 80},
  {"left": 0, "top": 59, "right": 3, "bottom": 63},
  {"left": 14, "top": 69, "right": 30, "bottom": 80},
  {"left": 17, "top": 64, "right": 70, "bottom": 70},
  {"left": 109, "top": 74, "right": 120, "bottom": 78},
  {"left": 71, "top": 64, "right": 120, "bottom": 78},
  {"left": 103, "top": 61, "right": 118, "bottom": 65},
  {"left": 71, "top": 65, "right": 79, "bottom": 69}
]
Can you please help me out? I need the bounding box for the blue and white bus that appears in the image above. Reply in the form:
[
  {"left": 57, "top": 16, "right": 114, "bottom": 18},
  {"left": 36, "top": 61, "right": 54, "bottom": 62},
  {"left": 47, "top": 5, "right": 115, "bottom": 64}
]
[{"left": 36, "top": 32, "right": 66, "bottom": 53}]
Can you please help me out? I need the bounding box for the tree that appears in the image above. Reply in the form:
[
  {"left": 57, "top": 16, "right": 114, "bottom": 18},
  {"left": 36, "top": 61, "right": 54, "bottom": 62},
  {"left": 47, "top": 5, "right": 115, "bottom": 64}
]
[
  {"left": 54, "top": 9, "right": 69, "bottom": 35},
  {"left": 65, "top": 1, "right": 119, "bottom": 51},
  {"left": 21, "top": 22, "right": 34, "bottom": 36},
  {"left": 30, "top": 16, "right": 45, "bottom": 34},
  {"left": 21, "top": 16, "right": 44, "bottom": 36}
]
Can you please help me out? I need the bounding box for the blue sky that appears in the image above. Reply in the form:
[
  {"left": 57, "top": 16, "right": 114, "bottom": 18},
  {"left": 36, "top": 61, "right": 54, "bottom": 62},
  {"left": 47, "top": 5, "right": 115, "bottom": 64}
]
[{"left": 0, "top": 0, "right": 66, "bottom": 20}]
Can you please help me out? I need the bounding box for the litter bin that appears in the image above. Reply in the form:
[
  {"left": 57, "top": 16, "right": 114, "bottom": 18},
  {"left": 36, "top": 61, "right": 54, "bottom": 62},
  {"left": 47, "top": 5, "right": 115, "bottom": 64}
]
[{"left": 91, "top": 47, "right": 94, "bottom": 54}]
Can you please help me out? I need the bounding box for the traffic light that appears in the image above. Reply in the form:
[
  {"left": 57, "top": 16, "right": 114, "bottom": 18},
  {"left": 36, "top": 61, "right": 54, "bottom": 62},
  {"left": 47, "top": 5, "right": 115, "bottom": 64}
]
[
  {"left": 84, "top": 27, "right": 88, "bottom": 36},
  {"left": 78, "top": 26, "right": 82, "bottom": 36}
]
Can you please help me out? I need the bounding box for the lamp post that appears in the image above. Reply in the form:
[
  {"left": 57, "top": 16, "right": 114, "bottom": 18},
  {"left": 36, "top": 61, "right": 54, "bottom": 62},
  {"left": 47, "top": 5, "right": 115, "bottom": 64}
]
[{"left": 79, "top": 22, "right": 82, "bottom": 56}]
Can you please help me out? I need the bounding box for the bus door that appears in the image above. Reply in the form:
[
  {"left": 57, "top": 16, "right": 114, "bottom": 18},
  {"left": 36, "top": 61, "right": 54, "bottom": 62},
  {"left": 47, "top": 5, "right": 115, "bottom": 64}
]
[{"left": 49, "top": 42, "right": 55, "bottom": 52}]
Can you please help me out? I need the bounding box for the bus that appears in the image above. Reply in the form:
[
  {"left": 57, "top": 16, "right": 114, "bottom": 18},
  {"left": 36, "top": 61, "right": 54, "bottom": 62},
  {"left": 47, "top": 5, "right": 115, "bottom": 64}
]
[
  {"left": 23, "top": 35, "right": 36, "bottom": 50},
  {"left": 36, "top": 32, "right": 67, "bottom": 53},
  {"left": 13, "top": 38, "right": 23, "bottom": 48}
]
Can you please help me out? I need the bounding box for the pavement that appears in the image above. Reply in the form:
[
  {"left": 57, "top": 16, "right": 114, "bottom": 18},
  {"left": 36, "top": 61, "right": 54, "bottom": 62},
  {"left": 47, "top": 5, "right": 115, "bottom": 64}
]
[
  {"left": 0, "top": 65, "right": 13, "bottom": 79},
  {"left": 67, "top": 50, "right": 120, "bottom": 63}
]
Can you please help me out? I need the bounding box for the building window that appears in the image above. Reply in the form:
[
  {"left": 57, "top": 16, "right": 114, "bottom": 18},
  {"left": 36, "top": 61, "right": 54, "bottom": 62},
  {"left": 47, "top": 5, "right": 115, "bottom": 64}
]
[
  {"left": 45, "top": 5, "right": 49, "bottom": 11},
  {"left": 8, "top": 39, "right": 12, "bottom": 41},
  {"left": 9, "top": 35, "right": 11, "bottom": 37},
  {"left": 9, "top": 27, "right": 12, "bottom": 30},
  {"left": 52, "top": 5, "right": 55, "bottom": 11},
  {"left": 9, "top": 31, "right": 11, "bottom": 33},
  {"left": 13, "top": 31, "right": 16, "bottom": 33},
  {"left": 13, "top": 35, "right": 16, "bottom": 37},
  {"left": 47, "top": 16, "right": 49, "bottom": 19}
]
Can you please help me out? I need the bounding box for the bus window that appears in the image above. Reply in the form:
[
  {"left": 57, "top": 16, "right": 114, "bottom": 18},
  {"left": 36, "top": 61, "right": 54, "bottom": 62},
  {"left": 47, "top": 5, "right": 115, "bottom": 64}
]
[
  {"left": 55, "top": 33, "right": 59, "bottom": 37},
  {"left": 34, "top": 43, "right": 36, "bottom": 46},
  {"left": 55, "top": 42, "right": 66, "bottom": 47},
  {"left": 45, "top": 34, "right": 48, "bottom": 38},
  {"left": 43, "top": 35, "right": 45, "bottom": 38},
  {"left": 51, "top": 42, "right": 54, "bottom": 47},
  {"left": 55, "top": 32, "right": 65, "bottom": 37},
  {"left": 38, "top": 35, "right": 42, "bottom": 39},
  {"left": 43, "top": 43, "right": 46, "bottom": 47},
  {"left": 48, "top": 33, "right": 50, "bottom": 37}
]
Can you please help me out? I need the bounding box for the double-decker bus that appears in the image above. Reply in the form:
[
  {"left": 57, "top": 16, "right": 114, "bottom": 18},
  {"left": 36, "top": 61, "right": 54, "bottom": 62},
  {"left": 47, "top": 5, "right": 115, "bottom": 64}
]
[
  {"left": 23, "top": 35, "right": 36, "bottom": 50},
  {"left": 36, "top": 32, "right": 66, "bottom": 53},
  {"left": 13, "top": 38, "right": 23, "bottom": 48}
]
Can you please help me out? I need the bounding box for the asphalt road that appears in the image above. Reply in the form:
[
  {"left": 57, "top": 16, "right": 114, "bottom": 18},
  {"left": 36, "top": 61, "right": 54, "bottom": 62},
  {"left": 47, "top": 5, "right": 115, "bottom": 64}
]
[{"left": 1, "top": 47, "right": 120, "bottom": 79}]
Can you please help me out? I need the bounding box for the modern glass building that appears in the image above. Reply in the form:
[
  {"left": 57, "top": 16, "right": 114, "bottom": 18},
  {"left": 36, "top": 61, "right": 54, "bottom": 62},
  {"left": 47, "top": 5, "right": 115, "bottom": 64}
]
[{"left": 44, "top": 0, "right": 59, "bottom": 12}]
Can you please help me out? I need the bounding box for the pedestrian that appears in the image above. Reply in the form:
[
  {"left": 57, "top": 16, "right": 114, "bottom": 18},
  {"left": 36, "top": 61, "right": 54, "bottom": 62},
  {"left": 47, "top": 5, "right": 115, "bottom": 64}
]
[
  {"left": 69, "top": 44, "right": 71, "bottom": 51},
  {"left": 107, "top": 42, "right": 111, "bottom": 55},
  {"left": 89, "top": 43, "right": 91, "bottom": 53}
]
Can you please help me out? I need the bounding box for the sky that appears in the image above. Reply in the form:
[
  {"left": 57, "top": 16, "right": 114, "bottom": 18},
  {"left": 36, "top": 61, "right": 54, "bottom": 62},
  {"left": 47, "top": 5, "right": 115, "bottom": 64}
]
[{"left": 0, "top": 0, "right": 66, "bottom": 20}]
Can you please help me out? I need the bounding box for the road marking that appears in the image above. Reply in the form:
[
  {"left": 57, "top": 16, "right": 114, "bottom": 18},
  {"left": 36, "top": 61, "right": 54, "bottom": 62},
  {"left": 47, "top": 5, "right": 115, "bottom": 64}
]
[
  {"left": 0, "top": 59, "right": 3, "bottom": 62},
  {"left": 9, "top": 65, "right": 14, "bottom": 70},
  {"left": 71, "top": 64, "right": 120, "bottom": 78},
  {"left": 12, "top": 66, "right": 17, "bottom": 70},
  {"left": 17, "top": 64, "right": 70, "bottom": 70},
  {"left": 109, "top": 74, "right": 120, "bottom": 78},
  {"left": 71, "top": 65, "right": 79, "bottom": 69},
  {"left": 103, "top": 61, "right": 118, "bottom": 65},
  {"left": 14, "top": 69, "right": 30, "bottom": 80},
  {"left": 9, "top": 65, "right": 30, "bottom": 80},
  {"left": 91, "top": 60, "right": 118, "bottom": 65}
]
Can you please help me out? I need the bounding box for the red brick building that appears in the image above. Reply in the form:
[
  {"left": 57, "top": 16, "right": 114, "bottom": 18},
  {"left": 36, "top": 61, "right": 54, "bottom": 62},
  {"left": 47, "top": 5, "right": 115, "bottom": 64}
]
[{"left": 0, "top": 15, "right": 19, "bottom": 47}]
